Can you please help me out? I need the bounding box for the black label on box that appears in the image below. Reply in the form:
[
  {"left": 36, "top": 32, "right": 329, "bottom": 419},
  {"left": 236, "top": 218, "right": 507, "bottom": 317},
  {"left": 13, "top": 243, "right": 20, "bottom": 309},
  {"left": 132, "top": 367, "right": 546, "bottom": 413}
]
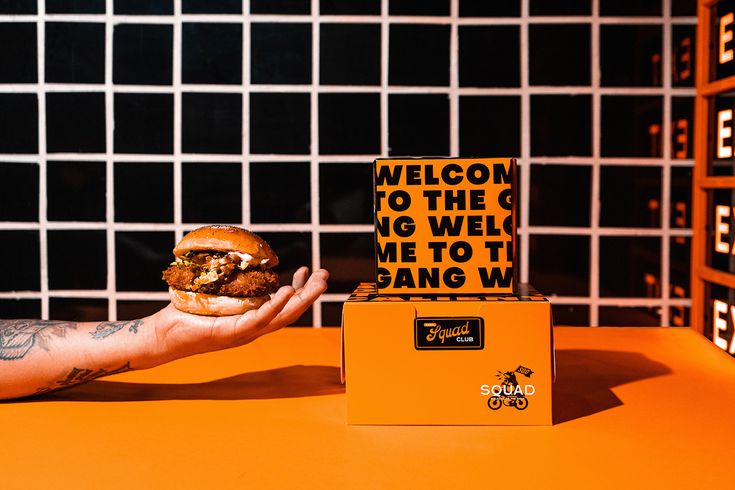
[{"left": 414, "top": 317, "right": 484, "bottom": 350}]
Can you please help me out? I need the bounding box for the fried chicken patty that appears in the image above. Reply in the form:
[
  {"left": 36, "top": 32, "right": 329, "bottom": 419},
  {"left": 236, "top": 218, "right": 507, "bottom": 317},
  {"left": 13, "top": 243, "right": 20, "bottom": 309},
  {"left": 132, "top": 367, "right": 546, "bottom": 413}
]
[{"left": 163, "top": 264, "right": 279, "bottom": 297}]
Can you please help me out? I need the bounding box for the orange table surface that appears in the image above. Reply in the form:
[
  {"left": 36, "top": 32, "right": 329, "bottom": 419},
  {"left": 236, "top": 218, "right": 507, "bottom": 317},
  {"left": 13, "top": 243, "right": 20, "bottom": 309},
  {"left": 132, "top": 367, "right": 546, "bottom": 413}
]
[{"left": 2, "top": 326, "right": 733, "bottom": 489}]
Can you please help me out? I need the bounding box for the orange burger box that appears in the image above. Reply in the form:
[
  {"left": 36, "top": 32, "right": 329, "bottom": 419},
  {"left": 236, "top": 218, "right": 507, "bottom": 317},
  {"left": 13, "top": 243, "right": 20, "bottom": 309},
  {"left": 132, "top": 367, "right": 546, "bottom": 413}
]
[
  {"left": 341, "top": 283, "right": 554, "bottom": 425},
  {"left": 373, "top": 157, "right": 517, "bottom": 295},
  {"left": 340, "top": 157, "right": 553, "bottom": 425}
]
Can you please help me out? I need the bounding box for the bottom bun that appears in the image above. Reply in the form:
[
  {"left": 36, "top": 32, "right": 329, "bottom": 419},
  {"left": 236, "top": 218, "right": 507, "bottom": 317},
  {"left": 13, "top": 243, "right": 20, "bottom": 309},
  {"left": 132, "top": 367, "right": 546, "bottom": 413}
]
[{"left": 169, "top": 287, "right": 269, "bottom": 316}]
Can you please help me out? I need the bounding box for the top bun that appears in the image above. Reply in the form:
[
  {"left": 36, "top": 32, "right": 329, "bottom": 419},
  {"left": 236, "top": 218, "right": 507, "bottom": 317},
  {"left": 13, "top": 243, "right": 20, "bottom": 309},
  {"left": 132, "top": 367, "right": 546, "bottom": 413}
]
[{"left": 173, "top": 225, "right": 278, "bottom": 267}]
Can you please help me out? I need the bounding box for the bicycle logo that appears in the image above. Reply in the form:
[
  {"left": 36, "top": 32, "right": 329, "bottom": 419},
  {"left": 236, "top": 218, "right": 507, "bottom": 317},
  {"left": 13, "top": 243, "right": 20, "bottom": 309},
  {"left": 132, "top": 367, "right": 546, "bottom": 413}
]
[{"left": 487, "top": 365, "right": 534, "bottom": 411}]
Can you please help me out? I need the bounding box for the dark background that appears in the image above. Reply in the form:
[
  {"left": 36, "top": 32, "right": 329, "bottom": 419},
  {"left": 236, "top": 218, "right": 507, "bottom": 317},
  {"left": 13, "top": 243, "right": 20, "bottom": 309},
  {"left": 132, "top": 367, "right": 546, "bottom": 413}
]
[{"left": 0, "top": 0, "right": 695, "bottom": 326}]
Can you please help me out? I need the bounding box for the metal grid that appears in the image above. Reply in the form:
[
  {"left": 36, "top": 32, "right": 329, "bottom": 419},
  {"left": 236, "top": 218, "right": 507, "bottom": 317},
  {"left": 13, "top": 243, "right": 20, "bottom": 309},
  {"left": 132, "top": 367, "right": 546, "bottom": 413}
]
[{"left": 0, "top": 0, "right": 696, "bottom": 326}]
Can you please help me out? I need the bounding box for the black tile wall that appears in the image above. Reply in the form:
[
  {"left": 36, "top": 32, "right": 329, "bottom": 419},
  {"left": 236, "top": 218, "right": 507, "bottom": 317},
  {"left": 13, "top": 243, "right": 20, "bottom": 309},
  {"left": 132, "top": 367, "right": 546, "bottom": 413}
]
[
  {"left": 115, "top": 231, "right": 174, "bottom": 291},
  {"left": 0, "top": 4, "right": 697, "bottom": 326},
  {"left": 601, "top": 96, "right": 663, "bottom": 157},
  {"left": 599, "top": 237, "right": 661, "bottom": 297},
  {"left": 250, "top": 162, "right": 311, "bottom": 223},
  {"left": 459, "top": 96, "right": 520, "bottom": 157},
  {"left": 389, "top": 0, "right": 449, "bottom": 16},
  {"left": 601, "top": 25, "right": 662, "bottom": 87},
  {"left": 47, "top": 161, "right": 106, "bottom": 222},
  {"left": 389, "top": 24, "right": 450, "bottom": 86},
  {"left": 48, "top": 230, "right": 107, "bottom": 289},
  {"left": 117, "top": 300, "right": 170, "bottom": 320},
  {"left": 0, "top": 23, "right": 37, "bottom": 83},
  {"left": 0, "top": 299, "right": 42, "bottom": 319},
  {"left": 114, "top": 24, "right": 173, "bottom": 85},
  {"left": 320, "top": 23, "right": 380, "bottom": 86},
  {"left": 46, "top": 93, "right": 106, "bottom": 153},
  {"left": 320, "top": 301, "right": 343, "bottom": 327},
  {"left": 114, "top": 162, "right": 174, "bottom": 223},
  {"left": 600, "top": 0, "right": 661, "bottom": 16},
  {"left": 389, "top": 94, "right": 449, "bottom": 156},
  {"left": 319, "top": 163, "right": 373, "bottom": 225},
  {"left": 250, "top": 0, "right": 310, "bottom": 15},
  {"left": 47, "top": 22, "right": 104, "bottom": 84},
  {"left": 251, "top": 23, "right": 310, "bottom": 85},
  {"left": 530, "top": 0, "right": 590, "bottom": 16},
  {"left": 183, "top": 0, "right": 241, "bottom": 14},
  {"left": 459, "top": 0, "right": 520, "bottom": 17},
  {"left": 321, "top": 0, "right": 379, "bottom": 15},
  {"left": 182, "top": 93, "right": 242, "bottom": 154},
  {"left": 598, "top": 307, "right": 660, "bottom": 326},
  {"left": 50, "top": 298, "right": 108, "bottom": 322},
  {"left": 530, "top": 24, "right": 590, "bottom": 86},
  {"left": 114, "top": 0, "right": 172, "bottom": 15},
  {"left": 0, "top": 231, "right": 40, "bottom": 292},
  {"left": 114, "top": 93, "right": 174, "bottom": 154},
  {"left": 250, "top": 93, "right": 310, "bottom": 154},
  {"left": 0, "top": 163, "right": 38, "bottom": 222},
  {"left": 0, "top": 94, "right": 38, "bottom": 154},
  {"left": 182, "top": 162, "right": 242, "bottom": 223},
  {"left": 319, "top": 93, "right": 380, "bottom": 154},
  {"left": 600, "top": 166, "right": 662, "bottom": 228},
  {"left": 183, "top": 23, "right": 242, "bottom": 84},
  {"left": 530, "top": 165, "right": 591, "bottom": 227},
  {"left": 320, "top": 232, "right": 375, "bottom": 293},
  {"left": 531, "top": 95, "right": 592, "bottom": 156},
  {"left": 529, "top": 234, "right": 590, "bottom": 296},
  {"left": 0, "top": 1, "right": 36, "bottom": 14},
  {"left": 459, "top": 25, "right": 520, "bottom": 88},
  {"left": 256, "top": 231, "right": 312, "bottom": 295},
  {"left": 46, "top": 1, "right": 105, "bottom": 14},
  {"left": 552, "top": 305, "right": 590, "bottom": 326}
]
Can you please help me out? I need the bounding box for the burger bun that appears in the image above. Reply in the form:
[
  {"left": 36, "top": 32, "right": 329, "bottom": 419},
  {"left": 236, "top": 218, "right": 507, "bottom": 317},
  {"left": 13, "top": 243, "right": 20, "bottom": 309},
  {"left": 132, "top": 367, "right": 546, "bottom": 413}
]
[{"left": 168, "top": 287, "right": 269, "bottom": 316}]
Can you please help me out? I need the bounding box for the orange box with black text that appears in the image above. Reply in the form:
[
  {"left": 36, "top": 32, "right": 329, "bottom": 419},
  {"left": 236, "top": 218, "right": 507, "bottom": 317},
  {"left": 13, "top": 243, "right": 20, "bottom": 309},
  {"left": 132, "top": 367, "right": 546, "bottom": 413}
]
[
  {"left": 374, "top": 157, "right": 517, "bottom": 295},
  {"left": 341, "top": 283, "right": 554, "bottom": 425}
]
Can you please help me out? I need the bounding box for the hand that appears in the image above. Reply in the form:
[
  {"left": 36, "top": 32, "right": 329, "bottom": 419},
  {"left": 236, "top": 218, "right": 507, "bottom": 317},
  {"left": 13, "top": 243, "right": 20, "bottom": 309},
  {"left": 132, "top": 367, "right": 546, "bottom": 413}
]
[{"left": 143, "top": 267, "right": 329, "bottom": 368}]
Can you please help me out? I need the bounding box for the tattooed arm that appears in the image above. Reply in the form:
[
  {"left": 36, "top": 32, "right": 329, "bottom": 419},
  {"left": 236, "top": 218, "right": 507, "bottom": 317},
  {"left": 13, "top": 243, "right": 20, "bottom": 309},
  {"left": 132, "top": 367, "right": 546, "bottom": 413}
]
[{"left": 0, "top": 267, "right": 328, "bottom": 400}]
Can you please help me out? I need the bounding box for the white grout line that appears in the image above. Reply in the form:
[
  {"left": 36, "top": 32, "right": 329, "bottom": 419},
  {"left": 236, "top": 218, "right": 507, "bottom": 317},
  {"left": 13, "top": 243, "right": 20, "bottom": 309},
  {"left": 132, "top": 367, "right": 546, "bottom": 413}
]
[
  {"left": 0, "top": 83, "right": 696, "bottom": 95},
  {"left": 310, "top": 0, "right": 322, "bottom": 326},
  {"left": 173, "top": 1, "right": 183, "bottom": 245},
  {"left": 242, "top": 0, "right": 251, "bottom": 228},
  {"left": 519, "top": 0, "right": 530, "bottom": 284},
  {"left": 0, "top": 14, "right": 698, "bottom": 25},
  {"left": 36, "top": 0, "right": 48, "bottom": 319},
  {"left": 380, "top": 0, "right": 389, "bottom": 157},
  {"left": 590, "top": 0, "right": 601, "bottom": 326},
  {"left": 0, "top": 221, "right": 694, "bottom": 236},
  {"left": 449, "top": 0, "right": 459, "bottom": 157},
  {"left": 0, "top": 289, "right": 692, "bottom": 305},
  {"left": 0, "top": 153, "right": 696, "bottom": 165},
  {"left": 661, "top": 0, "right": 673, "bottom": 326},
  {"left": 105, "top": 0, "right": 116, "bottom": 320}
]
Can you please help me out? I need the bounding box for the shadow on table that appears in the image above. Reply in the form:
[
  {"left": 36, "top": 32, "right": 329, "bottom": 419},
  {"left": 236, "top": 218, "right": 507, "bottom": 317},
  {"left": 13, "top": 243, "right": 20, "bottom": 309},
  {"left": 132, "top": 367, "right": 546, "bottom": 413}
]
[
  {"left": 19, "top": 365, "right": 344, "bottom": 402},
  {"left": 553, "top": 349, "right": 671, "bottom": 425}
]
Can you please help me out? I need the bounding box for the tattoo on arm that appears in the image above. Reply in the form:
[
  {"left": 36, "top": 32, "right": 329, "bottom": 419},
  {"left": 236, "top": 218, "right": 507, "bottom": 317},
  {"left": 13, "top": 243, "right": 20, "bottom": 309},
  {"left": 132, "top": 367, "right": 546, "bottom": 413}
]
[
  {"left": 90, "top": 319, "right": 143, "bottom": 340},
  {"left": 0, "top": 320, "right": 77, "bottom": 361},
  {"left": 35, "top": 361, "right": 131, "bottom": 395}
]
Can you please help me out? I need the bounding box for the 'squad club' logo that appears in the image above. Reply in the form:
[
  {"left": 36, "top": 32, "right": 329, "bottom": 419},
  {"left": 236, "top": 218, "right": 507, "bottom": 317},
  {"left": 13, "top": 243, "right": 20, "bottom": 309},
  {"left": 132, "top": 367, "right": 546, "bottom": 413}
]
[{"left": 481, "top": 365, "right": 535, "bottom": 411}]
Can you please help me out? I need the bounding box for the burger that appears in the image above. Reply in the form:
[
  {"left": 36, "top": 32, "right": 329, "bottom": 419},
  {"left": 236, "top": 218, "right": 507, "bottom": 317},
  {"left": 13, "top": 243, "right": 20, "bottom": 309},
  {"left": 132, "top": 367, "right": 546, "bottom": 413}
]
[{"left": 162, "top": 225, "right": 279, "bottom": 316}]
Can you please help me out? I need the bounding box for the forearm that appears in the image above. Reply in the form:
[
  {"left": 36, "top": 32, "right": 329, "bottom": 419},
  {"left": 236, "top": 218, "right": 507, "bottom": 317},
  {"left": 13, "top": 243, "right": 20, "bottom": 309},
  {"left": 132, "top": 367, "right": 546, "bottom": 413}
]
[{"left": 0, "top": 317, "right": 158, "bottom": 400}]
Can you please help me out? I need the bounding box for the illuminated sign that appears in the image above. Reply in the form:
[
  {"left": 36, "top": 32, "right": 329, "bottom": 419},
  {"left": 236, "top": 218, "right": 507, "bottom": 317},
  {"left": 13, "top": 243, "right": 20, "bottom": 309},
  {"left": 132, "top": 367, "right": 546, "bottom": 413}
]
[
  {"left": 673, "top": 118, "right": 689, "bottom": 159},
  {"left": 712, "top": 299, "right": 735, "bottom": 355},
  {"left": 720, "top": 12, "right": 734, "bottom": 64},
  {"left": 715, "top": 1, "right": 735, "bottom": 80},
  {"left": 717, "top": 109, "right": 733, "bottom": 159},
  {"left": 672, "top": 35, "right": 691, "bottom": 83},
  {"left": 715, "top": 204, "right": 733, "bottom": 254}
]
